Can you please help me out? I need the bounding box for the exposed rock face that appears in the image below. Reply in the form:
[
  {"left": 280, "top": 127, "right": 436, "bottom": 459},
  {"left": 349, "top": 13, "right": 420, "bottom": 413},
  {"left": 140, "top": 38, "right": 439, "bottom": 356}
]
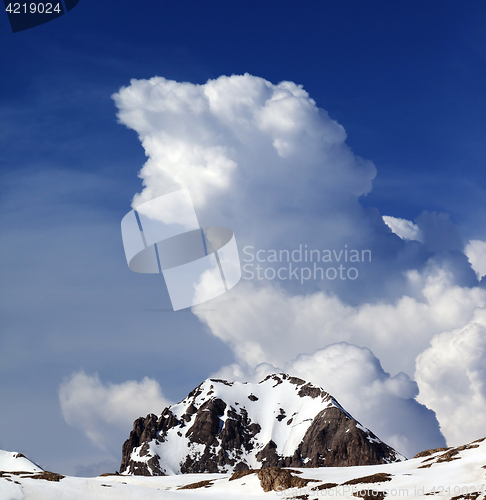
[
  {"left": 120, "top": 373, "right": 405, "bottom": 475},
  {"left": 256, "top": 467, "right": 316, "bottom": 492},
  {"left": 298, "top": 407, "right": 396, "bottom": 467}
]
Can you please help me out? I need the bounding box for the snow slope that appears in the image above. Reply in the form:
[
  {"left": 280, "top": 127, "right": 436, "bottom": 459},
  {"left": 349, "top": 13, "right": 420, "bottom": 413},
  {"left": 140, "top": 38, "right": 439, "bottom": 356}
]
[
  {"left": 0, "top": 450, "right": 42, "bottom": 473},
  {"left": 1, "top": 437, "right": 485, "bottom": 500}
]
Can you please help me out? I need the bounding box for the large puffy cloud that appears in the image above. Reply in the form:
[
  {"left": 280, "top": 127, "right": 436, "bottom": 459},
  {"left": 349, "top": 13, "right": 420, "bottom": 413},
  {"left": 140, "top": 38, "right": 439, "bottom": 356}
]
[
  {"left": 195, "top": 264, "right": 486, "bottom": 377},
  {"left": 415, "top": 308, "right": 486, "bottom": 446},
  {"left": 113, "top": 74, "right": 463, "bottom": 311},
  {"left": 195, "top": 262, "right": 485, "bottom": 450},
  {"left": 113, "top": 74, "right": 375, "bottom": 213},
  {"left": 114, "top": 73, "right": 485, "bottom": 451},
  {"left": 213, "top": 343, "right": 445, "bottom": 458},
  {"left": 59, "top": 372, "right": 172, "bottom": 454},
  {"left": 113, "top": 74, "right": 389, "bottom": 287}
]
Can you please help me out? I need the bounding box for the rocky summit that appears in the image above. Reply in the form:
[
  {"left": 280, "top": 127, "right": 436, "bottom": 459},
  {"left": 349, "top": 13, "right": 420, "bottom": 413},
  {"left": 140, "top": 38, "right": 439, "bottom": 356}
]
[{"left": 120, "top": 373, "right": 405, "bottom": 475}]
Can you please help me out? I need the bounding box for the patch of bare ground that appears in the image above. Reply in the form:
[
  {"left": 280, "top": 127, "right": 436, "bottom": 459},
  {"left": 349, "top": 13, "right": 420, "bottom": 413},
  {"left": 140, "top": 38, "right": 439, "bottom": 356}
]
[
  {"left": 343, "top": 473, "right": 393, "bottom": 486},
  {"left": 471, "top": 437, "right": 485, "bottom": 444},
  {"left": 311, "top": 483, "right": 339, "bottom": 491},
  {"left": 417, "top": 441, "right": 482, "bottom": 469},
  {"left": 413, "top": 448, "right": 449, "bottom": 459},
  {"left": 450, "top": 494, "right": 481, "bottom": 500},
  {"left": 177, "top": 479, "right": 214, "bottom": 490},
  {"left": 229, "top": 469, "right": 257, "bottom": 481},
  {"left": 1, "top": 470, "right": 36, "bottom": 476},
  {"left": 28, "top": 471, "right": 65, "bottom": 482},
  {"left": 98, "top": 472, "right": 120, "bottom": 477},
  {"left": 436, "top": 444, "right": 479, "bottom": 464},
  {"left": 1, "top": 470, "right": 64, "bottom": 481}
]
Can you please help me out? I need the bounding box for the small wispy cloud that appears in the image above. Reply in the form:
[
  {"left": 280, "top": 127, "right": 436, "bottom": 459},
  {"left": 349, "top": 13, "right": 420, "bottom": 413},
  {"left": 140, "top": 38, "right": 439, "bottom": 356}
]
[{"left": 383, "top": 215, "right": 423, "bottom": 242}]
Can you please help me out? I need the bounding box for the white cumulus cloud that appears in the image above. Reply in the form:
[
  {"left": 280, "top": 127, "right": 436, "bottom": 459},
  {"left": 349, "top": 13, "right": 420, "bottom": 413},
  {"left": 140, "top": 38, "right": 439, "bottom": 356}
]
[
  {"left": 196, "top": 262, "right": 485, "bottom": 451},
  {"left": 415, "top": 308, "right": 486, "bottom": 446},
  {"left": 196, "top": 264, "right": 486, "bottom": 377},
  {"left": 59, "top": 372, "right": 172, "bottom": 453},
  {"left": 465, "top": 240, "right": 486, "bottom": 280},
  {"left": 114, "top": 72, "right": 486, "bottom": 451},
  {"left": 113, "top": 74, "right": 377, "bottom": 257},
  {"left": 212, "top": 342, "right": 445, "bottom": 458}
]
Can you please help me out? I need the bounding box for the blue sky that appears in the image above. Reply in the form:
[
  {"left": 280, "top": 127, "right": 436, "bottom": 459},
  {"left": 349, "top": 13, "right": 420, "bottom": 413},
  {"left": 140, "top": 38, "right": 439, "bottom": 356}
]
[{"left": 1, "top": 0, "right": 486, "bottom": 476}]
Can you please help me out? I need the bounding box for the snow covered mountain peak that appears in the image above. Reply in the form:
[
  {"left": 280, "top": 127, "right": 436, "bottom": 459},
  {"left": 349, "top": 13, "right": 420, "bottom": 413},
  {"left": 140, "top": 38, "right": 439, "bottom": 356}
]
[
  {"left": 120, "top": 374, "right": 405, "bottom": 475},
  {"left": 0, "top": 450, "right": 43, "bottom": 473}
]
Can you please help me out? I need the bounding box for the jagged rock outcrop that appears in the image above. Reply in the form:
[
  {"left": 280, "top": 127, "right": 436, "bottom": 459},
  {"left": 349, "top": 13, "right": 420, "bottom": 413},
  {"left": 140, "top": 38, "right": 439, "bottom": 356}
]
[
  {"left": 120, "top": 373, "right": 405, "bottom": 475},
  {"left": 256, "top": 467, "right": 317, "bottom": 492}
]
